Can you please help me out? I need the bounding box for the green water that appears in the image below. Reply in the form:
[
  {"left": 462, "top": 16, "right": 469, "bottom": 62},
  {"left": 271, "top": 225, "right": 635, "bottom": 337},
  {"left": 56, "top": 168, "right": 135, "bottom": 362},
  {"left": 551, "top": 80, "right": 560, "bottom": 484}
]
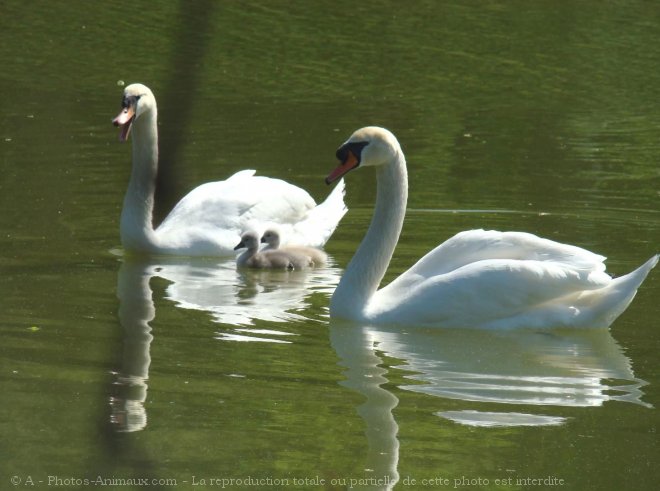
[{"left": 1, "top": 1, "right": 659, "bottom": 490}]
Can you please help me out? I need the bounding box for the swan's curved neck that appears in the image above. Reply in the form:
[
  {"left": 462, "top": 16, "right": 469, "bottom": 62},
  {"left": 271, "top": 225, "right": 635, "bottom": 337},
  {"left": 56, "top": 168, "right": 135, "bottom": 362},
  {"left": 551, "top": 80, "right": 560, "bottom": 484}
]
[
  {"left": 332, "top": 150, "right": 408, "bottom": 318},
  {"left": 121, "top": 109, "right": 159, "bottom": 251}
]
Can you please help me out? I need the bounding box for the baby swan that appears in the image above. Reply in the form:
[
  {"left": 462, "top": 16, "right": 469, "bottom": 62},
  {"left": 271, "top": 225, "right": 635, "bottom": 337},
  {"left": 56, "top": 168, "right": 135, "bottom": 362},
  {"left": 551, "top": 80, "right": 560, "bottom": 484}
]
[
  {"left": 261, "top": 229, "right": 328, "bottom": 266},
  {"left": 234, "top": 231, "right": 313, "bottom": 270}
]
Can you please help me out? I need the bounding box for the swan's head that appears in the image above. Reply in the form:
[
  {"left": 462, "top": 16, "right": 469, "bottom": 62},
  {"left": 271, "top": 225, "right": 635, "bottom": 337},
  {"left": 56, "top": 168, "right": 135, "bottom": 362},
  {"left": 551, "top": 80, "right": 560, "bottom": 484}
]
[
  {"left": 234, "top": 231, "right": 260, "bottom": 251},
  {"left": 261, "top": 229, "right": 282, "bottom": 248},
  {"left": 112, "top": 83, "right": 156, "bottom": 142},
  {"left": 326, "top": 126, "right": 401, "bottom": 184}
]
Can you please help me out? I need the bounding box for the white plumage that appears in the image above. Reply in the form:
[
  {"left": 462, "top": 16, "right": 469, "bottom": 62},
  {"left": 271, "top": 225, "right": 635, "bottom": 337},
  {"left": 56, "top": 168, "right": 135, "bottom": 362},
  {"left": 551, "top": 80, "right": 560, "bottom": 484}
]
[
  {"left": 326, "top": 126, "right": 657, "bottom": 328},
  {"left": 113, "top": 83, "right": 347, "bottom": 256}
]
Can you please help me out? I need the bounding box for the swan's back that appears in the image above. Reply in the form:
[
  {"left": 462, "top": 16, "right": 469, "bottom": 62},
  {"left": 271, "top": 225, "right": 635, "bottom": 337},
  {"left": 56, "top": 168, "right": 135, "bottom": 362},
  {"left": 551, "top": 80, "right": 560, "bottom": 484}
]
[
  {"left": 153, "top": 172, "right": 346, "bottom": 255},
  {"left": 375, "top": 232, "right": 658, "bottom": 329},
  {"left": 403, "top": 230, "right": 606, "bottom": 279},
  {"left": 158, "top": 172, "right": 311, "bottom": 235}
]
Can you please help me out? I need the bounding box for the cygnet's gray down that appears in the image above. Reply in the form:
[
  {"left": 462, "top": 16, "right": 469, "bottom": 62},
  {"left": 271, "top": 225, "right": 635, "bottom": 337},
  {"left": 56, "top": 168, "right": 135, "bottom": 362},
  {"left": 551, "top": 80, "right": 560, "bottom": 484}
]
[
  {"left": 234, "top": 231, "right": 314, "bottom": 270},
  {"left": 261, "top": 229, "right": 327, "bottom": 266}
]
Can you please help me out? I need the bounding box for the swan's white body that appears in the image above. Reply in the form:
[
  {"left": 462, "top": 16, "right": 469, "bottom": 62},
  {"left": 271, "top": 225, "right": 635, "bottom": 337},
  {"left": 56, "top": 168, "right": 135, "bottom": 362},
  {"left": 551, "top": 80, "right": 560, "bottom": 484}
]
[
  {"left": 326, "top": 126, "right": 657, "bottom": 329},
  {"left": 261, "top": 229, "right": 328, "bottom": 265},
  {"left": 113, "top": 83, "right": 347, "bottom": 256}
]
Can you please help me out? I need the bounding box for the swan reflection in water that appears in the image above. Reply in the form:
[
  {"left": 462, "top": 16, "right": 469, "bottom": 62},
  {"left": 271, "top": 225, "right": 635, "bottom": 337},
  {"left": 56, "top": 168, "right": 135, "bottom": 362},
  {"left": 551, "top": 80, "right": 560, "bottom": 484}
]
[
  {"left": 111, "top": 257, "right": 154, "bottom": 432},
  {"left": 112, "top": 254, "right": 650, "bottom": 490},
  {"left": 329, "top": 320, "right": 650, "bottom": 489},
  {"left": 111, "top": 254, "right": 342, "bottom": 431},
  {"left": 160, "top": 257, "right": 342, "bottom": 330}
]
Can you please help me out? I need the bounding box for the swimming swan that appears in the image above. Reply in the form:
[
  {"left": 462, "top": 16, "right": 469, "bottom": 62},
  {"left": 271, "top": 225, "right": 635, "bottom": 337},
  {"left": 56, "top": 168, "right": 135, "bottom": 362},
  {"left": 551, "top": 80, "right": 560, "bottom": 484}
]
[
  {"left": 261, "top": 229, "right": 328, "bottom": 265},
  {"left": 235, "top": 231, "right": 313, "bottom": 270},
  {"left": 113, "top": 83, "right": 347, "bottom": 256},
  {"left": 325, "top": 126, "right": 658, "bottom": 328}
]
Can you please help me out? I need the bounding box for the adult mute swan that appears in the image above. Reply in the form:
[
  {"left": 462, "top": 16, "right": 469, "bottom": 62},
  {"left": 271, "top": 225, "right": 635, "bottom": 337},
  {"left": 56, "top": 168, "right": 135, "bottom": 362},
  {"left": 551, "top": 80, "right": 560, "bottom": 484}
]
[
  {"left": 325, "top": 126, "right": 658, "bottom": 329},
  {"left": 234, "top": 231, "right": 312, "bottom": 270},
  {"left": 112, "top": 83, "right": 347, "bottom": 256},
  {"left": 261, "top": 229, "right": 328, "bottom": 265}
]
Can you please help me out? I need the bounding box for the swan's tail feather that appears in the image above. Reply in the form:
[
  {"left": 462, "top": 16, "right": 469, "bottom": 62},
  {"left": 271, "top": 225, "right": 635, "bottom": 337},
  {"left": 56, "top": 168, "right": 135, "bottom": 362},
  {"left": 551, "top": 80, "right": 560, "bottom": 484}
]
[
  {"left": 226, "top": 169, "right": 257, "bottom": 180},
  {"left": 290, "top": 179, "right": 348, "bottom": 248},
  {"left": 577, "top": 254, "right": 658, "bottom": 327},
  {"left": 616, "top": 254, "right": 658, "bottom": 290}
]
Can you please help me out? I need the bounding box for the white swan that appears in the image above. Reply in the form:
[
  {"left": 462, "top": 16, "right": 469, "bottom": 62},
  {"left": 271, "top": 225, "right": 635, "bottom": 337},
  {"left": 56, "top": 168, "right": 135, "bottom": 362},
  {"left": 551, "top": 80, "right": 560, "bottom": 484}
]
[
  {"left": 261, "top": 228, "right": 328, "bottom": 265},
  {"left": 325, "top": 126, "right": 658, "bottom": 329},
  {"left": 112, "top": 83, "right": 347, "bottom": 256},
  {"left": 234, "top": 231, "right": 313, "bottom": 270}
]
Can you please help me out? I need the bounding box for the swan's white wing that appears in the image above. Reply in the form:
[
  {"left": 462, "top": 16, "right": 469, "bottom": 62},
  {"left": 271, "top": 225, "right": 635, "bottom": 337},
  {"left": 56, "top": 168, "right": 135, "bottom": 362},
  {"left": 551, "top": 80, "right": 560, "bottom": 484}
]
[
  {"left": 158, "top": 170, "right": 315, "bottom": 231},
  {"left": 377, "top": 229, "right": 611, "bottom": 327},
  {"left": 286, "top": 179, "right": 348, "bottom": 248},
  {"left": 154, "top": 171, "right": 319, "bottom": 252},
  {"left": 396, "top": 229, "right": 606, "bottom": 281},
  {"left": 375, "top": 258, "right": 613, "bottom": 328}
]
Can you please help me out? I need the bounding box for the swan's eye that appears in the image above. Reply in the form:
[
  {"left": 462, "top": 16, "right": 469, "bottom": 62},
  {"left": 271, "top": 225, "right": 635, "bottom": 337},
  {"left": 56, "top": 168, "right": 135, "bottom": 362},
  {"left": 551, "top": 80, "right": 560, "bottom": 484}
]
[
  {"left": 336, "top": 141, "right": 369, "bottom": 164},
  {"left": 336, "top": 146, "right": 348, "bottom": 162},
  {"left": 121, "top": 95, "right": 142, "bottom": 109}
]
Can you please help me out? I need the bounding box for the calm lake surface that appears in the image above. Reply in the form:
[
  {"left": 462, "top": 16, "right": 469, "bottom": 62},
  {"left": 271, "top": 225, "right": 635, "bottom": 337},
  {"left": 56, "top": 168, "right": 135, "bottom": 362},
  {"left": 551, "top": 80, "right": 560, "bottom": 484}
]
[{"left": 1, "top": 1, "right": 659, "bottom": 490}]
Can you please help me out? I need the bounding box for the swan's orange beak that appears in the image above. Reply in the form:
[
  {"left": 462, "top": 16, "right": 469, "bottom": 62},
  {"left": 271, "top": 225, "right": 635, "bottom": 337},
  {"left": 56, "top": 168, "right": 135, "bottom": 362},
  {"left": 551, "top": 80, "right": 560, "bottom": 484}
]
[
  {"left": 113, "top": 105, "right": 136, "bottom": 142},
  {"left": 326, "top": 150, "right": 359, "bottom": 185}
]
